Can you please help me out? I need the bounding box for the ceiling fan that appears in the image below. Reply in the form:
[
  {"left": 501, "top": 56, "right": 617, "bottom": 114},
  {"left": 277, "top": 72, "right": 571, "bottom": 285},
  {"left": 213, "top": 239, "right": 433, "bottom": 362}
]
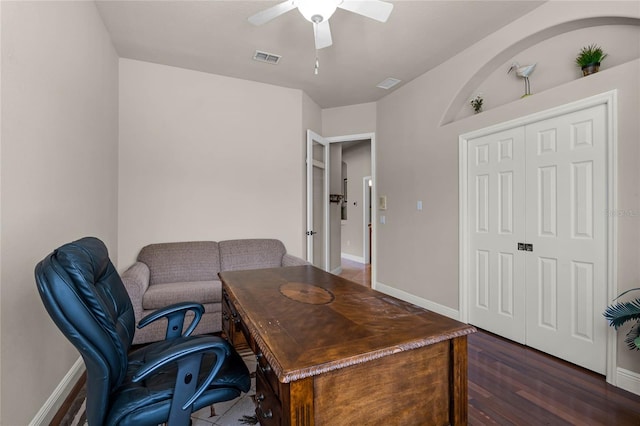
[{"left": 248, "top": 0, "right": 394, "bottom": 50}]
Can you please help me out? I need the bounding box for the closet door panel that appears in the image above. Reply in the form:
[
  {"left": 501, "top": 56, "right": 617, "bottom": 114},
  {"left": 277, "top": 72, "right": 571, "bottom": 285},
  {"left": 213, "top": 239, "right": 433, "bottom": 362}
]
[
  {"left": 467, "top": 127, "right": 526, "bottom": 343},
  {"left": 524, "top": 104, "right": 607, "bottom": 374}
]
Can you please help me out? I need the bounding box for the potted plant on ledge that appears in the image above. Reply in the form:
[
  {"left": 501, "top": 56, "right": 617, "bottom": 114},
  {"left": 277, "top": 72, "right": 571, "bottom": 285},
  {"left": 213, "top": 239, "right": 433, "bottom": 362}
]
[
  {"left": 604, "top": 288, "right": 640, "bottom": 351},
  {"left": 576, "top": 43, "right": 608, "bottom": 76}
]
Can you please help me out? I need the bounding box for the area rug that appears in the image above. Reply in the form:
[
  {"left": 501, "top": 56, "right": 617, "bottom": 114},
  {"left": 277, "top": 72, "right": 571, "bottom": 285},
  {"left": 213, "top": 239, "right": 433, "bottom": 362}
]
[{"left": 62, "top": 350, "right": 258, "bottom": 426}]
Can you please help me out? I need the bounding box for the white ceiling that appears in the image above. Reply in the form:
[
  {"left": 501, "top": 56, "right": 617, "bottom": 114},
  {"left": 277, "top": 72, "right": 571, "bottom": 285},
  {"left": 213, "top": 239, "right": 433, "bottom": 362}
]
[{"left": 96, "top": 1, "right": 544, "bottom": 108}]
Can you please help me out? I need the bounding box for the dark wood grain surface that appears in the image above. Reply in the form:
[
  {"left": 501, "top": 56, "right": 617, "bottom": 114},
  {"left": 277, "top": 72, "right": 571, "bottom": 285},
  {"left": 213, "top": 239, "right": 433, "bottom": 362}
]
[
  {"left": 220, "top": 265, "right": 475, "bottom": 384},
  {"left": 468, "top": 330, "right": 640, "bottom": 425}
]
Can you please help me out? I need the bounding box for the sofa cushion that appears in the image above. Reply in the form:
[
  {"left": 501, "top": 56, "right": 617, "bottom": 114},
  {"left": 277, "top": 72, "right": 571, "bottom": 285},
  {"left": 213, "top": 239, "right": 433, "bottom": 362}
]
[
  {"left": 138, "top": 241, "right": 220, "bottom": 285},
  {"left": 219, "top": 239, "right": 285, "bottom": 271},
  {"left": 142, "top": 280, "right": 222, "bottom": 310}
]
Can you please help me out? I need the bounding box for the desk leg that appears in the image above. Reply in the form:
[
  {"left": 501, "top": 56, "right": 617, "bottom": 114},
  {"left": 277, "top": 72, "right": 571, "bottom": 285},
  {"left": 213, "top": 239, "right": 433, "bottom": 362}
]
[
  {"left": 286, "top": 377, "right": 314, "bottom": 426},
  {"left": 450, "top": 336, "right": 469, "bottom": 425}
]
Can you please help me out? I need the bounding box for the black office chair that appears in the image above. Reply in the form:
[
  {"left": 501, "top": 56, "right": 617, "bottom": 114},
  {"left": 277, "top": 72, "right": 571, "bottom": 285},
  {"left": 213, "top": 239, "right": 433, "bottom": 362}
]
[{"left": 35, "top": 237, "right": 250, "bottom": 426}]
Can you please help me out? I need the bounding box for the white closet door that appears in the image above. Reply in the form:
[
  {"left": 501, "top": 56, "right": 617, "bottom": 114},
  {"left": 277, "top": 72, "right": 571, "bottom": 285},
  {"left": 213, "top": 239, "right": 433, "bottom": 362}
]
[
  {"left": 524, "top": 104, "right": 607, "bottom": 374},
  {"left": 468, "top": 127, "right": 527, "bottom": 343}
]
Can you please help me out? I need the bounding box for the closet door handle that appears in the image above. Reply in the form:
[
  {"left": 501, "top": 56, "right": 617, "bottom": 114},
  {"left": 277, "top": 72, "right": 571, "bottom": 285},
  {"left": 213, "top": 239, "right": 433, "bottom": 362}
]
[{"left": 517, "top": 243, "right": 533, "bottom": 252}]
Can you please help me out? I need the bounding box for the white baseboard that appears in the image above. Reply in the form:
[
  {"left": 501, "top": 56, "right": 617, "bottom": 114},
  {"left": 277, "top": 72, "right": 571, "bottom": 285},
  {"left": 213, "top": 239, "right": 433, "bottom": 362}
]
[
  {"left": 375, "top": 281, "right": 460, "bottom": 321},
  {"left": 331, "top": 266, "right": 343, "bottom": 275},
  {"left": 341, "top": 253, "right": 365, "bottom": 263},
  {"left": 616, "top": 367, "right": 640, "bottom": 396},
  {"left": 30, "top": 357, "right": 85, "bottom": 426}
]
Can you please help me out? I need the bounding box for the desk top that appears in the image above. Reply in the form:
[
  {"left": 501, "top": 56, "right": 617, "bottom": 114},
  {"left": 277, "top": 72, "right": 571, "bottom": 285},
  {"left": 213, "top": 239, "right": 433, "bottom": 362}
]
[{"left": 219, "top": 265, "right": 475, "bottom": 383}]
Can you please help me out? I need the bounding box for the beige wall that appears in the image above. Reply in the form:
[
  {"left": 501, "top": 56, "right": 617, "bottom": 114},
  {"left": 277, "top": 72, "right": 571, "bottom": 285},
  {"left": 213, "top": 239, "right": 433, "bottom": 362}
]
[
  {"left": 376, "top": 1, "right": 640, "bottom": 372},
  {"left": 118, "top": 59, "right": 305, "bottom": 268},
  {"left": 341, "top": 142, "right": 372, "bottom": 259},
  {"left": 0, "top": 2, "right": 119, "bottom": 424},
  {"left": 322, "top": 102, "right": 376, "bottom": 137}
]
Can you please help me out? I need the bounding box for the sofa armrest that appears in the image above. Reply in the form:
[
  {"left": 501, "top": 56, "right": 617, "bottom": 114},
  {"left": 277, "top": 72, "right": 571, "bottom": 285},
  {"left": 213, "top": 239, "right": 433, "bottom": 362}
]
[
  {"left": 121, "top": 261, "right": 150, "bottom": 321},
  {"left": 282, "top": 253, "right": 310, "bottom": 267}
]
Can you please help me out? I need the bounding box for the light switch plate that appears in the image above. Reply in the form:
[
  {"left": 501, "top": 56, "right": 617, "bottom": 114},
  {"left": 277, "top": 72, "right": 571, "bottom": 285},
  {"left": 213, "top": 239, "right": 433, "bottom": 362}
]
[{"left": 379, "top": 195, "right": 387, "bottom": 210}]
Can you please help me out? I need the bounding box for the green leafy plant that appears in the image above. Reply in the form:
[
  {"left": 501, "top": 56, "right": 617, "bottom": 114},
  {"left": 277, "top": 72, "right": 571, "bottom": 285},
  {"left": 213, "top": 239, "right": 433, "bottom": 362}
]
[
  {"left": 575, "top": 44, "right": 608, "bottom": 67},
  {"left": 470, "top": 94, "right": 483, "bottom": 114},
  {"left": 603, "top": 287, "right": 640, "bottom": 350}
]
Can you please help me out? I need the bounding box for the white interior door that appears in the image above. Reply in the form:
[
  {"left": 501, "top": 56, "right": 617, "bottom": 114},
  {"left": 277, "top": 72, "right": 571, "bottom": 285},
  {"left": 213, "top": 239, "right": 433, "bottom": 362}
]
[
  {"left": 467, "top": 127, "right": 527, "bottom": 343},
  {"left": 306, "top": 130, "right": 330, "bottom": 270},
  {"left": 466, "top": 103, "right": 608, "bottom": 374},
  {"left": 524, "top": 104, "right": 607, "bottom": 374}
]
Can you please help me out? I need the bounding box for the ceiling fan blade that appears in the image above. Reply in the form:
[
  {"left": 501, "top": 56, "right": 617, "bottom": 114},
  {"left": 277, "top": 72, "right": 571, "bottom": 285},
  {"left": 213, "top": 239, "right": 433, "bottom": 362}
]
[
  {"left": 248, "top": 1, "right": 296, "bottom": 26},
  {"left": 338, "top": 0, "right": 394, "bottom": 23},
  {"left": 314, "top": 19, "right": 333, "bottom": 50}
]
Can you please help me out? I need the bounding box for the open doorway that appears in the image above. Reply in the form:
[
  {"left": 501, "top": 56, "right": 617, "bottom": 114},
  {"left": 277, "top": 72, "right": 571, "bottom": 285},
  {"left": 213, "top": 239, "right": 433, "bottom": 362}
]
[
  {"left": 329, "top": 136, "right": 374, "bottom": 288},
  {"left": 306, "top": 131, "right": 375, "bottom": 287},
  {"left": 337, "top": 172, "right": 373, "bottom": 288}
]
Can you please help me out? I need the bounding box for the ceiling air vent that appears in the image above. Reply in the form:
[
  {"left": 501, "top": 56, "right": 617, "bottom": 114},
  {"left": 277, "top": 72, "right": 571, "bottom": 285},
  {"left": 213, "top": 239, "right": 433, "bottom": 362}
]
[
  {"left": 376, "top": 77, "right": 401, "bottom": 90},
  {"left": 253, "top": 50, "right": 281, "bottom": 65}
]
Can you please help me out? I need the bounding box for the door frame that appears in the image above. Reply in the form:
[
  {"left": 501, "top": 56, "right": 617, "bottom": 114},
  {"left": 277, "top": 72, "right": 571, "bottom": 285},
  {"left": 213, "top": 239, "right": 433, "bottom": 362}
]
[
  {"left": 363, "top": 175, "right": 372, "bottom": 264},
  {"left": 326, "top": 133, "right": 377, "bottom": 288},
  {"left": 458, "top": 90, "right": 618, "bottom": 384}
]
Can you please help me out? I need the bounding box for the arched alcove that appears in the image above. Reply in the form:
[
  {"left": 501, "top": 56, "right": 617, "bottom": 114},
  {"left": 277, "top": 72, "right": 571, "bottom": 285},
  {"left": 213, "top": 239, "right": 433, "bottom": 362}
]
[{"left": 440, "top": 17, "right": 640, "bottom": 126}]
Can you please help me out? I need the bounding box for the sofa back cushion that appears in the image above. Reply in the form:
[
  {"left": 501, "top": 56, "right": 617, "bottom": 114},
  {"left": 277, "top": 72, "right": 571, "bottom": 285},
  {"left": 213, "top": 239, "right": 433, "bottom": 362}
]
[
  {"left": 138, "top": 241, "right": 220, "bottom": 285},
  {"left": 219, "top": 239, "right": 285, "bottom": 271}
]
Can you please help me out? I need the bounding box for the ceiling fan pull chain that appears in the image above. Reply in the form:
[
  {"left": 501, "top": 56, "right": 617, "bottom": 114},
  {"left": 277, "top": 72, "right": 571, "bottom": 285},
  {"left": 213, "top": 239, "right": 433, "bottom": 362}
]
[{"left": 313, "top": 21, "right": 319, "bottom": 75}]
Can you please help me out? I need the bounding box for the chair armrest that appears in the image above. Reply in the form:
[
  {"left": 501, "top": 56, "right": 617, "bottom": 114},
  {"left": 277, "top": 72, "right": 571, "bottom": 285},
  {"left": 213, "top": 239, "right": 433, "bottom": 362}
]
[
  {"left": 132, "top": 336, "right": 233, "bottom": 422},
  {"left": 282, "top": 253, "right": 309, "bottom": 267},
  {"left": 121, "top": 262, "right": 150, "bottom": 322},
  {"left": 138, "top": 302, "right": 205, "bottom": 341}
]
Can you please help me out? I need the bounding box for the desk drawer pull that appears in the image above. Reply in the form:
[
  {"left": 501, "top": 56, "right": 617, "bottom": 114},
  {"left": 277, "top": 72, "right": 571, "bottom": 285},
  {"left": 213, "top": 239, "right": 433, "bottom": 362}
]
[
  {"left": 261, "top": 408, "right": 273, "bottom": 419},
  {"left": 260, "top": 364, "right": 272, "bottom": 374}
]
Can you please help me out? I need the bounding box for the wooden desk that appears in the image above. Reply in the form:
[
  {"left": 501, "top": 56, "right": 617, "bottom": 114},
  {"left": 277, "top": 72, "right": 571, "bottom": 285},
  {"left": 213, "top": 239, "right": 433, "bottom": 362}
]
[{"left": 219, "top": 265, "right": 475, "bottom": 425}]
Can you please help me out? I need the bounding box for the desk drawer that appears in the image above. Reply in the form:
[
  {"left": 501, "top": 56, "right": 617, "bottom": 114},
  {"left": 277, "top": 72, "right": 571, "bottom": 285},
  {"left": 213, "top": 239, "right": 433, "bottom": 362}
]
[
  {"left": 256, "top": 366, "right": 282, "bottom": 426},
  {"left": 256, "top": 351, "right": 280, "bottom": 397}
]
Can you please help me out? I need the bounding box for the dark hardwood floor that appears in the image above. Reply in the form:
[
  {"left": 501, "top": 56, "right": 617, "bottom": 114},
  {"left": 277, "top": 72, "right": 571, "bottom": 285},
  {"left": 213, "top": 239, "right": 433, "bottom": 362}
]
[
  {"left": 338, "top": 260, "right": 640, "bottom": 425},
  {"left": 468, "top": 330, "right": 640, "bottom": 425}
]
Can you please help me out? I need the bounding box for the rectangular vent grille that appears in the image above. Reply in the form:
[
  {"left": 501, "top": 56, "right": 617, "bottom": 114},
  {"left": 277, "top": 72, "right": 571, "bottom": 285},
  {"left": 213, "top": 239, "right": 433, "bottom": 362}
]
[
  {"left": 376, "top": 77, "right": 401, "bottom": 90},
  {"left": 253, "top": 50, "right": 281, "bottom": 65}
]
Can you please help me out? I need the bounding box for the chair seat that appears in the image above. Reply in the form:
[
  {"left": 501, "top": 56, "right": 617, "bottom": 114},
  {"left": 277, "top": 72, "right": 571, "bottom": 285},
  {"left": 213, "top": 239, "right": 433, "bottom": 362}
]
[{"left": 106, "top": 336, "right": 250, "bottom": 426}]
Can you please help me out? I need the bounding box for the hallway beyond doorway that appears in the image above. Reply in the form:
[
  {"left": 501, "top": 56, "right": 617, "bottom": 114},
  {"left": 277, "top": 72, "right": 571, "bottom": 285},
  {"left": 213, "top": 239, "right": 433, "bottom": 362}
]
[{"left": 338, "top": 258, "right": 371, "bottom": 287}]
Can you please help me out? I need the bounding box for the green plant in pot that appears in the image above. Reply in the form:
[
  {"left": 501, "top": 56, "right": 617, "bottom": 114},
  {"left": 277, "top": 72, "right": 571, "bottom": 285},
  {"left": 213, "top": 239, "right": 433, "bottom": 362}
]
[
  {"left": 604, "top": 288, "right": 640, "bottom": 350},
  {"left": 576, "top": 44, "right": 608, "bottom": 76}
]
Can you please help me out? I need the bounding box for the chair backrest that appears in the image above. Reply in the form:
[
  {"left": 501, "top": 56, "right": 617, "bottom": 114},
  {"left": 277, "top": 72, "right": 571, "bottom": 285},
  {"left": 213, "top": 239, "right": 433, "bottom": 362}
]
[{"left": 35, "top": 237, "right": 135, "bottom": 426}]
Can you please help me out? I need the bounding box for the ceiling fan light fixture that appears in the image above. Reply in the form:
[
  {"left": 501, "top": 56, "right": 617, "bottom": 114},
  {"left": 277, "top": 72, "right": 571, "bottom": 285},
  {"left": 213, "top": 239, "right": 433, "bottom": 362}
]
[{"left": 296, "top": 0, "right": 340, "bottom": 23}]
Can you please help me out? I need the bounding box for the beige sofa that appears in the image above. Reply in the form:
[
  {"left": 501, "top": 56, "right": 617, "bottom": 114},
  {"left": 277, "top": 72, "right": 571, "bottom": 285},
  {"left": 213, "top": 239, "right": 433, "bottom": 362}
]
[{"left": 121, "top": 238, "right": 307, "bottom": 344}]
